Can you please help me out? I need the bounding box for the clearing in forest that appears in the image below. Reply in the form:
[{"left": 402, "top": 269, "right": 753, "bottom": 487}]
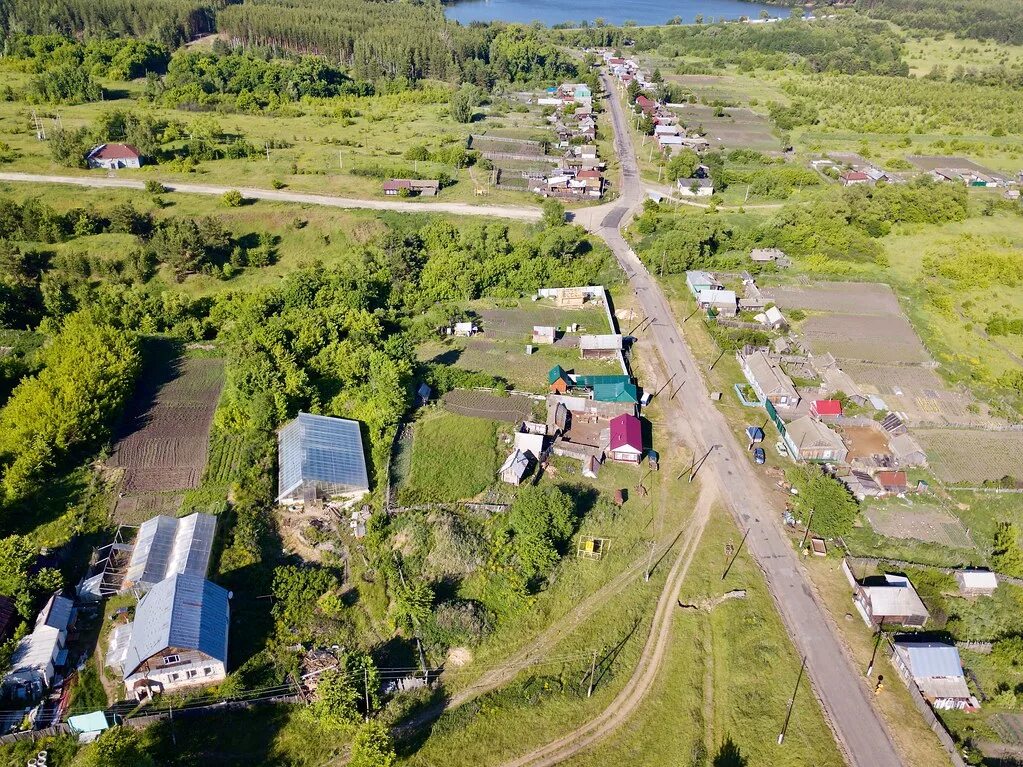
[{"left": 108, "top": 342, "right": 224, "bottom": 523}]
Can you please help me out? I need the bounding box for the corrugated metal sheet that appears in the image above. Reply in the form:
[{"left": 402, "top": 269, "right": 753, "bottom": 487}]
[
  {"left": 123, "top": 574, "right": 229, "bottom": 677},
  {"left": 896, "top": 642, "right": 964, "bottom": 679},
  {"left": 277, "top": 412, "right": 369, "bottom": 502}
]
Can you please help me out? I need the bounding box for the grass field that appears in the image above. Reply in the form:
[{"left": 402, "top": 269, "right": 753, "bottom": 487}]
[
  {"left": 0, "top": 181, "right": 535, "bottom": 299},
  {"left": 0, "top": 74, "right": 557, "bottom": 206},
  {"left": 402, "top": 410, "right": 500, "bottom": 504}
]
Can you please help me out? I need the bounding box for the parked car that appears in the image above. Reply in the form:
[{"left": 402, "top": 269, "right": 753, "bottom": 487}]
[
  {"left": 753, "top": 447, "right": 766, "bottom": 465},
  {"left": 745, "top": 426, "right": 765, "bottom": 443}
]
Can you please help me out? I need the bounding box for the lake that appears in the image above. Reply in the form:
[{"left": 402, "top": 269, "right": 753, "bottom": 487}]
[{"left": 444, "top": 0, "right": 788, "bottom": 27}]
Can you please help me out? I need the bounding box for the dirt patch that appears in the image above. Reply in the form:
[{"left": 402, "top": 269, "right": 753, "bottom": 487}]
[
  {"left": 863, "top": 503, "right": 975, "bottom": 549},
  {"left": 108, "top": 346, "right": 224, "bottom": 521},
  {"left": 441, "top": 390, "right": 535, "bottom": 423},
  {"left": 765, "top": 283, "right": 901, "bottom": 316},
  {"left": 447, "top": 647, "right": 473, "bottom": 668},
  {"left": 838, "top": 425, "right": 891, "bottom": 462}
]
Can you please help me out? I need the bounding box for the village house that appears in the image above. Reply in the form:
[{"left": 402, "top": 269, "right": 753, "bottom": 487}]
[
  {"left": 579, "top": 334, "right": 623, "bottom": 359},
  {"left": 840, "top": 170, "right": 871, "bottom": 186},
  {"left": 875, "top": 470, "right": 909, "bottom": 494},
  {"left": 956, "top": 569, "right": 998, "bottom": 597},
  {"left": 2, "top": 594, "right": 75, "bottom": 698},
  {"left": 122, "top": 512, "right": 216, "bottom": 592},
  {"left": 810, "top": 399, "right": 843, "bottom": 420},
  {"left": 697, "top": 288, "right": 737, "bottom": 316},
  {"left": 783, "top": 416, "right": 848, "bottom": 462},
  {"left": 677, "top": 177, "right": 714, "bottom": 197},
  {"left": 888, "top": 433, "right": 927, "bottom": 467},
  {"left": 276, "top": 412, "right": 370, "bottom": 506},
  {"left": 513, "top": 423, "right": 547, "bottom": 462},
  {"left": 891, "top": 640, "right": 978, "bottom": 711},
  {"left": 756, "top": 305, "right": 786, "bottom": 329},
  {"left": 86, "top": 143, "right": 142, "bottom": 170},
  {"left": 607, "top": 414, "right": 643, "bottom": 463},
  {"left": 853, "top": 573, "right": 929, "bottom": 627},
  {"left": 749, "top": 248, "right": 790, "bottom": 267},
  {"left": 953, "top": 572, "right": 994, "bottom": 601},
  {"left": 383, "top": 179, "right": 440, "bottom": 197},
  {"left": 685, "top": 270, "right": 722, "bottom": 298},
  {"left": 740, "top": 351, "right": 800, "bottom": 409},
  {"left": 106, "top": 573, "right": 229, "bottom": 700}
]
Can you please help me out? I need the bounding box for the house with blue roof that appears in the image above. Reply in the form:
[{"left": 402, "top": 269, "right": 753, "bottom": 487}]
[
  {"left": 106, "top": 573, "right": 229, "bottom": 700},
  {"left": 892, "top": 640, "right": 978, "bottom": 711}
]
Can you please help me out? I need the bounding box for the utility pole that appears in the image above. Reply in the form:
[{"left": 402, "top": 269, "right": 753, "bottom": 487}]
[
  {"left": 363, "top": 666, "right": 371, "bottom": 720},
  {"left": 339, "top": 150, "right": 343, "bottom": 170},
  {"left": 799, "top": 509, "right": 815, "bottom": 550},
  {"left": 265, "top": 141, "right": 270, "bottom": 162},
  {"left": 587, "top": 649, "right": 598, "bottom": 697},
  {"left": 721, "top": 528, "right": 750, "bottom": 580},
  {"left": 866, "top": 620, "right": 886, "bottom": 677},
  {"left": 778, "top": 655, "right": 807, "bottom": 746}
]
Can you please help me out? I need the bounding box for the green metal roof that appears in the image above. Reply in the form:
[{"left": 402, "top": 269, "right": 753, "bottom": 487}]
[
  {"left": 572, "top": 374, "right": 632, "bottom": 387},
  {"left": 548, "top": 365, "right": 571, "bottom": 385},
  {"left": 592, "top": 381, "right": 640, "bottom": 403}
]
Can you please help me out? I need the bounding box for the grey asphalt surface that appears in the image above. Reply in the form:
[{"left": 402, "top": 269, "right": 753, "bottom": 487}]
[{"left": 594, "top": 73, "right": 906, "bottom": 767}]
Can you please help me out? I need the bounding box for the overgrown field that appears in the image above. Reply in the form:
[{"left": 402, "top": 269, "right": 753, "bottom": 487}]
[{"left": 401, "top": 410, "right": 500, "bottom": 504}]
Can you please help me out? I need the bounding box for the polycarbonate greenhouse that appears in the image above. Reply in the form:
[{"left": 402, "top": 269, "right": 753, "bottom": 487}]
[
  {"left": 123, "top": 512, "right": 216, "bottom": 592},
  {"left": 276, "top": 412, "right": 369, "bottom": 505}
]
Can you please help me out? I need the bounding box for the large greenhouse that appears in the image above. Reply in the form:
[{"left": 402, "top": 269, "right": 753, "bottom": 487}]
[{"left": 276, "top": 412, "right": 370, "bottom": 506}]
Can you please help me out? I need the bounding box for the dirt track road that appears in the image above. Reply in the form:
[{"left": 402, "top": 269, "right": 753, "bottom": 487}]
[
  {"left": 0, "top": 172, "right": 543, "bottom": 223},
  {"left": 499, "top": 485, "right": 716, "bottom": 767}
]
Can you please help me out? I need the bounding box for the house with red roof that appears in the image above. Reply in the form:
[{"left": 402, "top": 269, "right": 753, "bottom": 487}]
[
  {"left": 876, "top": 470, "right": 909, "bottom": 494},
  {"left": 810, "top": 399, "right": 843, "bottom": 419},
  {"left": 840, "top": 170, "right": 871, "bottom": 186},
  {"left": 86, "top": 143, "right": 142, "bottom": 170},
  {"left": 635, "top": 95, "right": 656, "bottom": 115},
  {"left": 608, "top": 413, "right": 643, "bottom": 463}
]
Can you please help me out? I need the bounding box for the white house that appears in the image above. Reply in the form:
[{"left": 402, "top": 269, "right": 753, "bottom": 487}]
[
  {"left": 3, "top": 594, "right": 75, "bottom": 697},
  {"left": 106, "top": 574, "right": 229, "bottom": 700},
  {"left": 86, "top": 143, "right": 142, "bottom": 170},
  {"left": 677, "top": 178, "right": 714, "bottom": 197}
]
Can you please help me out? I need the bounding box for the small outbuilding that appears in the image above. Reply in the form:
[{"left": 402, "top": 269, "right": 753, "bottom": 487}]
[
  {"left": 549, "top": 365, "right": 573, "bottom": 394},
  {"left": 956, "top": 569, "right": 998, "bottom": 597},
  {"left": 889, "top": 433, "right": 927, "bottom": 467},
  {"left": 875, "top": 470, "right": 909, "bottom": 494},
  {"left": 854, "top": 574, "right": 928, "bottom": 628},
  {"left": 532, "top": 326, "right": 557, "bottom": 345},
  {"left": 892, "top": 640, "right": 978, "bottom": 711},
  {"left": 810, "top": 400, "right": 843, "bottom": 419},
  {"left": 499, "top": 450, "right": 531, "bottom": 485},
  {"left": 2, "top": 593, "right": 75, "bottom": 696},
  {"left": 579, "top": 334, "right": 623, "bottom": 359}
]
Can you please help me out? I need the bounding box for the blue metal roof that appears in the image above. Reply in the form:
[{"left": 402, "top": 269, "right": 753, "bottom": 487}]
[
  {"left": 277, "top": 412, "right": 369, "bottom": 501},
  {"left": 68, "top": 711, "right": 110, "bottom": 734},
  {"left": 124, "top": 574, "right": 229, "bottom": 676},
  {"left": 897, "top": 642, "right": 964, "bottom": 678}
]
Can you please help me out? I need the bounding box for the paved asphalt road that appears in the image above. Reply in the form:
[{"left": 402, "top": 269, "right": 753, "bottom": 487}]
[
  {"left": 0, "top": 172, "right": 543, "bottom": 223},
  {"left": 595, "top": 73, "right": 905, "bottom": 767}
]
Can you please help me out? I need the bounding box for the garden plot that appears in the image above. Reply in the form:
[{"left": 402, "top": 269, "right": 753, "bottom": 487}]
[
  {"left": 863, "top": 502, "right": 975, "bottom": 549},
  {"left": 441, "top": 390, "right": 536, "bottom": 423},
  {"left": 765, "top": 281, "right": 996, "bottom": 426},
  {"left": 418, "top": 299, "right": 620, "bottom": 391},
  {"left": 672, "top": 104, "right": 781, "bottom": 152},
  {"left": 765, "top": 283, "right": 901, "bottom": 316},
  {"left": 109, "top": 352, "right": 224, "bottom": 521},
  {"left": 915, "top": 429, "right": 1023, "bottom": 483}
]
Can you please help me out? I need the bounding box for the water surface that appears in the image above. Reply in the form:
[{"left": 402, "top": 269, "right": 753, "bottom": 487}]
[{"left": 445, "top": 0, "right": 788, "bottom": 27}]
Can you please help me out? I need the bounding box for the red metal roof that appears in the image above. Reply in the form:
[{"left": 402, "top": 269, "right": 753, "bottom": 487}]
[
  {"left": 91, "top": 143, "right": 140, "bottom": 160},
  {"left": 812, "top": 400, "right": 843, "bottom": 416},
  {"left": 609, "top": 414, "right": 642, "bottom": 452},
  {"left": 842, "top": 171, "right": 869, "bottom": 181},
  {"left": 875, "top": 471, "right": 908, "bottom": 489}
]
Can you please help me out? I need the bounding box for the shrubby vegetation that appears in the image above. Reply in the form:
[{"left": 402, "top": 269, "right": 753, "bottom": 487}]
[
  {"left": 3, "top": 33, "right": 170, "bottom": 79},
  {"left": 0, "top": 311, "right": 140, "bottom": 502},
  {"left": 853, "top": 0, "right": 1023, "bottom": 45},
  {"left": 786, "top": 466, "right": 859, "bottom": 538}
]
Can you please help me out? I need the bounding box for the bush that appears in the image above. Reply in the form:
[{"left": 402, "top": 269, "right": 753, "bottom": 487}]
[
  {"left": 221, "top": 189, "right": 244, "bottom": 207},
  {"left": 786, "top": 466, "right": 858, "bottom": 538}
]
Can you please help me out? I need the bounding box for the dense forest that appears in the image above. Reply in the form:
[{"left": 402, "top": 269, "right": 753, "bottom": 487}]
[
  {"left": 854, "top": 0, "right": 1023, "bottom": 45},
  {"left": 0, "top": 0, "right": 223, "bottom": 47},
  {"left": 557, "top": 16, "right": 908, "bottom": 76}
]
